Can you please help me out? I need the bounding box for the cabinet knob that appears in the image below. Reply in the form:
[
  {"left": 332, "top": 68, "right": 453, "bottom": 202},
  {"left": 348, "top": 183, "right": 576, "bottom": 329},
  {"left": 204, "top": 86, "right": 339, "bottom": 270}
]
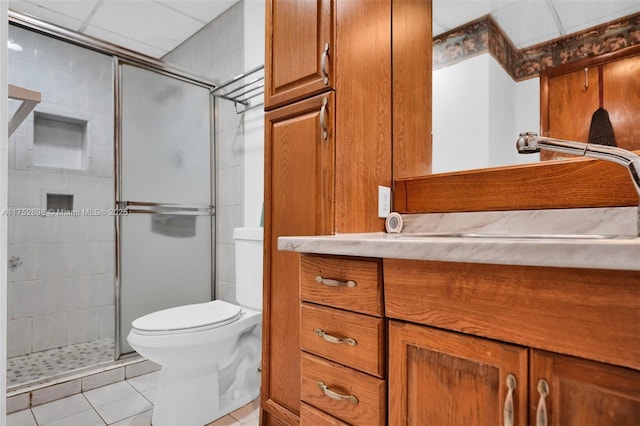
[{"left": 317, "top": 381, "right": 358, "bottom": 405}]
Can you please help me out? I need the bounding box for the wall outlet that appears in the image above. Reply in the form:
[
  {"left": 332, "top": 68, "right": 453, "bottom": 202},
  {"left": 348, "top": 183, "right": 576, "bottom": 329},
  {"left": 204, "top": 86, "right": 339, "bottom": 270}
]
[{"left": 378, "top": 185, "right": 391, "bottom": 218}]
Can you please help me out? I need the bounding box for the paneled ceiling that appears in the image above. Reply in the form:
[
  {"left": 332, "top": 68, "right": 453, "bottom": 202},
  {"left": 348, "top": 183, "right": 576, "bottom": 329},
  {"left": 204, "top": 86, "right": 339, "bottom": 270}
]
[
  {"left": 7, "top": 0, "right": 640, "bottom": 59},
  {"left": 7, "top": 0, "right": 240, "bottom": 58},
  {"left": 434, "top": 0, "right": 640, "bottom": 48}
]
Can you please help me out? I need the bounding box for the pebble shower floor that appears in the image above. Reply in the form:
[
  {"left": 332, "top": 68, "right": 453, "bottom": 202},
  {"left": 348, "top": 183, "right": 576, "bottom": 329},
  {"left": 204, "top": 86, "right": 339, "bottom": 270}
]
[{"left": 7, "top": 338, "right": 114, "bottom": 387}]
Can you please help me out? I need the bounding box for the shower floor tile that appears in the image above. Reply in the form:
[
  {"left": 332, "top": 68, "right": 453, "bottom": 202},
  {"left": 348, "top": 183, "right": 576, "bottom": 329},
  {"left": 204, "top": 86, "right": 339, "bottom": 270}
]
[{"left": 7, "top": 338, "right": 114, "bottom": 387}]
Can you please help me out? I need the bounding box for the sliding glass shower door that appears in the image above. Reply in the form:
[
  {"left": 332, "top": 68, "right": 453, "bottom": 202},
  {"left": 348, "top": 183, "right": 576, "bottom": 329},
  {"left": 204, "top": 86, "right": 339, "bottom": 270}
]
[{"left": 117, "top": 63, "right": 214, "bottom": 355}]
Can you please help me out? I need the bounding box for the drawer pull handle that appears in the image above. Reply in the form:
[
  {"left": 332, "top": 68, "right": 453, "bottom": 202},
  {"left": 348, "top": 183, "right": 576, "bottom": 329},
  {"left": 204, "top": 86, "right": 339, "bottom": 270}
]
[
  {"left": 317, "top": 381, "right": 358, "bottom": 405},
  {"left": 536, "top": 379, "right": 549, "bottom": 426},
  {"left": 315, "top": 275, "right": 357, "bottom": 288},
  {"left": 314, "top": 328, "right": 357, "bottom": 346},
  {"left": 321, "top": 42, "right": 330, "bottom": 85},
  {"left": 504, "top": 374, "right": 517, "bottom": 426}
]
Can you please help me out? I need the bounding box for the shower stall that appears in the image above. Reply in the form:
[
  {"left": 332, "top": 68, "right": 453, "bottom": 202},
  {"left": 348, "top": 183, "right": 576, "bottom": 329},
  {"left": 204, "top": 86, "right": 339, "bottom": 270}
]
[{"left": 6, "top": 15, "right": 216, "bottom": 389}]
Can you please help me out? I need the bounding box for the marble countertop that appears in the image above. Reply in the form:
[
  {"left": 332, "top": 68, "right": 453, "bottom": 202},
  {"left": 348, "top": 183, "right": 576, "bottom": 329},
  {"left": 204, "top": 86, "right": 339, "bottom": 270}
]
[{"left": 278, "top": 232, "right": 640, "bottom": 271}]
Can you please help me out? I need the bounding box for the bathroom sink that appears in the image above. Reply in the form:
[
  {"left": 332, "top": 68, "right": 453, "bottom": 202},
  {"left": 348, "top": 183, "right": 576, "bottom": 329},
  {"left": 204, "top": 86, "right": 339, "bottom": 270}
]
[{"left": 393, "top": 232, "right": 637, "bottom": 240}]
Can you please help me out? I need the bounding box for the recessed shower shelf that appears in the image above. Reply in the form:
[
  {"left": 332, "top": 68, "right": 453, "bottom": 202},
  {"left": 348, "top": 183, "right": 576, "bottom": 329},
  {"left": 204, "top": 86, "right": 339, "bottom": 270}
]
[
  {"left": 8, "top": 83, "right": 42, "bottom": 137},
  {"left": 211, "top": 64, "right": 264, "bottom": 114}
]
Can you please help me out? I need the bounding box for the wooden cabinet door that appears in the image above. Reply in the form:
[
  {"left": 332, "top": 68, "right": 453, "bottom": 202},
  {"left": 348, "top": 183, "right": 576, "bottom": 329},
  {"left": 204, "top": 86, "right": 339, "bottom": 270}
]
[
  {"left": 530, "top": 350, "right": 640, "bottom": 426},
  {"left": 389, "top": 320, "right": 528, "bottom": 426},
  {"left": 602, "top": 54, "right": 640, "bottom": 151},
  {"left": 262, "top": 93, "right": 335, "bottom": 423},
  {"left": 265, "top": 0, "right": 334, "bottom": 110},
  {"left": 544, "top": 67, "right": 599, "bottom": 160}
]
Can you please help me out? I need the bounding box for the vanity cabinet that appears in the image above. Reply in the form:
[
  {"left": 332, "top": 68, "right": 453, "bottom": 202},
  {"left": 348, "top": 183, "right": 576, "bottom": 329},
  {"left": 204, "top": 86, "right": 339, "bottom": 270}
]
[
  {"left": 385, "top": 258, "right": 640, "bottom": 425},
  {"left": 299, "top": 254, "right": 386, "bottom": 426}
]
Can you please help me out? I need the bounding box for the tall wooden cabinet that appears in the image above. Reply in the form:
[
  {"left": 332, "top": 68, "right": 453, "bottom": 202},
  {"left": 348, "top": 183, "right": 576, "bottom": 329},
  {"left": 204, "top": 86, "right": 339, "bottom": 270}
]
[
  {"left": 262, "top": 0, "right": 432, "bottom": 424},
  {"left": 263, "top": 93, "right": 335, "bottom": 424}
]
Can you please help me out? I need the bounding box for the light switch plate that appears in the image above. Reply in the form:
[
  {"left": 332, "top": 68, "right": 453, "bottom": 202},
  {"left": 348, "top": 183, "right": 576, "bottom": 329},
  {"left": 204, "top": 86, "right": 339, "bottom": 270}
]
[{"left": 378, "top": 185, "right": 391, "bottom": 218}]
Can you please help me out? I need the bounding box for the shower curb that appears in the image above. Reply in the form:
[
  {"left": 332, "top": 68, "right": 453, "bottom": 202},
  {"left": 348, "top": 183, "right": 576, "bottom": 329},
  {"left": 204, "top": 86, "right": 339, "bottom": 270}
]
[{"left": 6, "top": 356, "right": 160, "bottom": 414}]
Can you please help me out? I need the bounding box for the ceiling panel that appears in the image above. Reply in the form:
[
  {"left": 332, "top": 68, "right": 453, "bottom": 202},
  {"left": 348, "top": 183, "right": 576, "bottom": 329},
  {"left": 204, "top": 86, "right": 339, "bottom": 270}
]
[
  {"left": 8, "top": 0, "right": 240, "bottom": 58},
  {"left": 83, "top": 24, "right": 169, "bottom": 57},
  {"left": 433, "top": 0, "right": 511, "bottom": 33},
  {"left": 156, "top": 0, "right": 238, "bottom": 24},
  {"left": 552, "top": 0, "right": 640, "bottom": 34},
  {"left": 491, "top": 1, "right": 561, "bottom": 48},
  {"left": 8, "top": 0, "right": 85, "bottom": 32},
  {"left": 20, "top": 0, "right": 100, "bottom": 22},
  {"left": 88, "top": 0, "right": 203, "bottom": 53}
]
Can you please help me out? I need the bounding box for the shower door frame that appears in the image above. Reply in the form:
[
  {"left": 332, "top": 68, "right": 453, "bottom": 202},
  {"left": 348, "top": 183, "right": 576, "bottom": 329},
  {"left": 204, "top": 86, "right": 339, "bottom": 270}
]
[{"left": 8, "top": 10, "right": 219, "bottom": 363}]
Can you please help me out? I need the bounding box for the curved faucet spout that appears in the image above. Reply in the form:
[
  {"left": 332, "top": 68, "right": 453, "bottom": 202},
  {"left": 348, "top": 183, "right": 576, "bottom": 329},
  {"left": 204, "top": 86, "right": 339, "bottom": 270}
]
[{"left": 516, "top": 132, "right": 640, "bottom": 198}]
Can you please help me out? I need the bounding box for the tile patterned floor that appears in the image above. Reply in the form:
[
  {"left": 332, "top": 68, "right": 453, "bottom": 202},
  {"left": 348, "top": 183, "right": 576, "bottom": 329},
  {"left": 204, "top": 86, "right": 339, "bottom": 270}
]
[
  {"left": 6, "top": 371, "right": 260, "bottom": 426},
  {"left": 7, "top": 339, "right": 115, "bottom": 387}
]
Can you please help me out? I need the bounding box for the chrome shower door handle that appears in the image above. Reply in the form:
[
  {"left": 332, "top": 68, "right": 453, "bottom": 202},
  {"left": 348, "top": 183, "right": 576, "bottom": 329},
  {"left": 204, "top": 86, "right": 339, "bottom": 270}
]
[
  {"left": 321, "top": 42, "right": 330, "bottom": 85},
  {"left": 320, "top": 96, "right": 328, "bottom": 140}
]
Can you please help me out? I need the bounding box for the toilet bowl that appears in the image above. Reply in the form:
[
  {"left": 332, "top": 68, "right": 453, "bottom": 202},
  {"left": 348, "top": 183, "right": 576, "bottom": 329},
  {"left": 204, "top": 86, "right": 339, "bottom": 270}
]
[{"left": 127, "top": 227, "right": 264, "bottom": 426}]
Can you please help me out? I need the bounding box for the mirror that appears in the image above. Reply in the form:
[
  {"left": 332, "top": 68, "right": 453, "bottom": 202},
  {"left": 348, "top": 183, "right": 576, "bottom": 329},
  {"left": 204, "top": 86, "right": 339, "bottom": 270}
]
[{"left": 431, "top": 1, "right": 640, "bottom": 174}]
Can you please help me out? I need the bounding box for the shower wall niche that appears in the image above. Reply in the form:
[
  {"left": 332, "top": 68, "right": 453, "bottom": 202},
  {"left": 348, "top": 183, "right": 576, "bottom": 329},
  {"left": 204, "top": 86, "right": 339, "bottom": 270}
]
[
  {"left": 33, "top": 112, "right": 88, "bottom": 170},
  {"left": 7, "top": 25, "right": 115, "bottom": 384}
]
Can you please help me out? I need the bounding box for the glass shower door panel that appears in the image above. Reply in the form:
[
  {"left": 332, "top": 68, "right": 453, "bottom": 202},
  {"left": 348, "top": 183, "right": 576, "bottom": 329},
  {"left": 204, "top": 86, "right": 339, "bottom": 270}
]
[
  {"left": 121, "top": 64, "right": 211, "bottom": 205},
  {"left": 119, "top": 64, "right": 214, "bottom": 355},
  {"left": 120, "top": 214, "right": 212, "bottom": 354}
]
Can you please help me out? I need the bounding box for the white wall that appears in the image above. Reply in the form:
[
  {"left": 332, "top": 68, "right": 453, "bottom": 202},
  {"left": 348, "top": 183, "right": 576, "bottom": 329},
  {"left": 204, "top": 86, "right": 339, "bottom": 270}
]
[
  {"left": 242, "top": 0, "right": 265, "bottom": 228},
  {"left": 433, "top": 54, "right": 490, "bottom": 173},
  {"left": 432, "top": 53, "right": 540, "bottom": 174},
  {"left": 2, "top": 1, "right": 9, "bottom": 421}
]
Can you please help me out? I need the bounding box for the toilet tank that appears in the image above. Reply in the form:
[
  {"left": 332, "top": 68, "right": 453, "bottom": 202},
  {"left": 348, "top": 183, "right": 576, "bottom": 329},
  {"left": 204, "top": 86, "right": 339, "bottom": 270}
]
[{"left": 233, "top": 227, "right": 264, "bottom": 310}]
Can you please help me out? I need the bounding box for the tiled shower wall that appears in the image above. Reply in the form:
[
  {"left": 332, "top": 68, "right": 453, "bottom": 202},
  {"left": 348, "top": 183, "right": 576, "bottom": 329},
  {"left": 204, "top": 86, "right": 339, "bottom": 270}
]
[
  {"left": 164, "top": 1, "right": 245, "bottom": 304},
  {"left": 7, "top": 26, "right": 115, "bottom": 358}
]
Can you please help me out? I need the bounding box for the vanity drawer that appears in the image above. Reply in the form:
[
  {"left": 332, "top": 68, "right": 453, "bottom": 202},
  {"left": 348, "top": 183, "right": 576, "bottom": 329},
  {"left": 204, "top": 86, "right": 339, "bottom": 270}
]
[
  {"left": 301, "top": 254, "right": 383, "bottom": 316},
  {"left": 301, "top": 302, "right": 385, "bottom": 378},
  {"left": 301, "top": 402, "right": 350, "bottom": 426},
  {"left": 301, "top": 352, "right": 385, "bottom": 426}
]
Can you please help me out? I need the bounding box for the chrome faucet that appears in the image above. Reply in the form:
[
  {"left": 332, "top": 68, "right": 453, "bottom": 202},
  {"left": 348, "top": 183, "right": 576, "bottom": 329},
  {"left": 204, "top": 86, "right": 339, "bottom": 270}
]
[{"left": 516, "top": 132, "right": 640, "bottom": 199}]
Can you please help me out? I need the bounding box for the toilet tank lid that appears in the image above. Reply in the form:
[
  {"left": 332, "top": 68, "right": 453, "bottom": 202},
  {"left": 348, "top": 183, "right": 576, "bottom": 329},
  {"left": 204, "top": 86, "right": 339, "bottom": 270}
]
[
  {"left": 233, "top": 227, "right": 264, "bottom": 241},
  {"left": 131, "top": 300, "right": 241, "bottom": 332}
]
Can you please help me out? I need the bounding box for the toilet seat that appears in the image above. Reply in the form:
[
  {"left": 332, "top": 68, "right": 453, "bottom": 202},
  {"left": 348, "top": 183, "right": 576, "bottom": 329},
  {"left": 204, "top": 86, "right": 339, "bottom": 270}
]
[{"left": 131, "top": 300, "right": 242, "bottom": 336}]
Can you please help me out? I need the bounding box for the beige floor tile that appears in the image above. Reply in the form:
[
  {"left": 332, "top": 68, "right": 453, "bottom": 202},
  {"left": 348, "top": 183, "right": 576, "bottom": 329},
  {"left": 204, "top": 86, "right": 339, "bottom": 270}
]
[{"left": 6, "top": 409, "right": 37, "bottom": 426}]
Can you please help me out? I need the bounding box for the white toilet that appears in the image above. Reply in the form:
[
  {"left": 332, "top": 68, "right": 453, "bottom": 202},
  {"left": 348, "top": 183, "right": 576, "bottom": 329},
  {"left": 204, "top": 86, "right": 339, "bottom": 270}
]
[{"left": 127, "top": 227, "right": 263, "bottom": 426}]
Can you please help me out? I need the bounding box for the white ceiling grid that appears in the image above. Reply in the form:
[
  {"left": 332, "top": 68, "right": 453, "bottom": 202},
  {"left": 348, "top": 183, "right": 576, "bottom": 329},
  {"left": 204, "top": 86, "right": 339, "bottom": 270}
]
[{"left": 7, "top": 0, "right": 640, "bottom": 58}]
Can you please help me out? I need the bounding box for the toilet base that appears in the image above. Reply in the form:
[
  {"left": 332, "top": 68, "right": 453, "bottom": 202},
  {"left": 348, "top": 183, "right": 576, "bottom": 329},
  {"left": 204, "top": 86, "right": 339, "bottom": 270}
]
[{"left": 151, "top": 362, "right": 260, "bottom": 426}]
